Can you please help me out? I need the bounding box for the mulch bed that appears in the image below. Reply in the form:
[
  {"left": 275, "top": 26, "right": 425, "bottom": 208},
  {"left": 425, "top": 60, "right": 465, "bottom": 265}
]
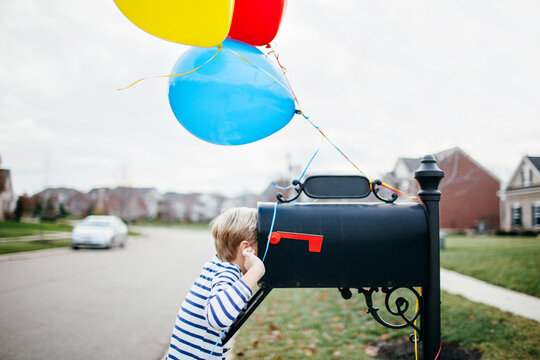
[{"left": 366, "top": 337, "right": 482, "bottom": 360}]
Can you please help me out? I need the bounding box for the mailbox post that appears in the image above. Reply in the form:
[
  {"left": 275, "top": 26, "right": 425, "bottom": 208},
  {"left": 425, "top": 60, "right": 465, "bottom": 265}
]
[
  {"left": 223, "top": 155, "right": 444, "bottom": 360},
  {"left": 415, "top": 155, "right": 444, "bottom": 359}
]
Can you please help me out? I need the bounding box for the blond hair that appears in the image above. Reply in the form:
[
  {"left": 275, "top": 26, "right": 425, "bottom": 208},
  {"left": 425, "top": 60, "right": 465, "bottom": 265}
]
[{"left": 211, "top": 207, "right": 257, "bottom": 262}]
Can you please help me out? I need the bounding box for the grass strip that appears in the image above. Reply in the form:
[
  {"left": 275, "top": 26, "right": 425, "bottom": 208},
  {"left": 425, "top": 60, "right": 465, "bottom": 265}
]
[
  {"left": 0, "top": 221, "right": 73, "bottom": 238},
  {"left": 441, "top": 235, "right": 540, "bottom": 297},
  {"left": 0, "top": 238, "right": 72, "bottom": 255},
  {"left": 234, "top": 288, "right": 540, "bottom": 360}
]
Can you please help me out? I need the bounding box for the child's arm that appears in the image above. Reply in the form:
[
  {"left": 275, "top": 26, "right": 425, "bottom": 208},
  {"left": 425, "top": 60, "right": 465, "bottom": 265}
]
[
  {"left": 205, "top": 272, "right": 252, "bottom": 331},
  {"left": 204, "top": 249, "right": 265, "bottom": 331}
]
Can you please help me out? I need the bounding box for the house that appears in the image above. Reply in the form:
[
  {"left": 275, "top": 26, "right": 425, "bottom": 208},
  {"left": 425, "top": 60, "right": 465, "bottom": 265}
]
[
  {"left": 86, "top": 187, "right": 161, "bottom": 221},
  {"left": 192, "top": 193, "right": 227, "bottom": 222},
  {"left": 88, "top": 188, "right": 110, "bottom": 215},
  {"left": 107, "top": 187, "right": 162, "bottom": 221},
  {"left": 0, "top": 167, "right": 15, "bottom": 220},
  {"left": 159, "top": 192, "right": 230, "bottom": 222},
  {"left": 386, "top": 147, "right": 501, "bottom": 232},
  {"left": 66, "top": 192, "right": 92, "bottom": 217},
  {"left": 221, "top": 193, "right": 258, "bottom": 210},
  {"left": 159, "top": 192, "right": 201, "bottom": 222},
  {"left": 33, "top": 188, "right": 89, "bottom": 217},
  {"left": 139, "top": 188, "right": 161, "bottom": 219},
  {"left": 499, "top": 156, "right": 540, "bottom": 232}
]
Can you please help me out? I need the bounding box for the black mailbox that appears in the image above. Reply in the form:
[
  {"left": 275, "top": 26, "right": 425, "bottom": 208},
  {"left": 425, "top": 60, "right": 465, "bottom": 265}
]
[
  {"left": 223, "top": 156, "right": 444, "bottom": 360},
  {"left": 257, "top": 202, "right": 429, "bottom": 288}
]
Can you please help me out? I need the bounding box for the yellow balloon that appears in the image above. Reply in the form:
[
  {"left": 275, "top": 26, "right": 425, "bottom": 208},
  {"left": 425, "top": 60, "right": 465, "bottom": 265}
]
[{"left": 114, "top": 0, "right": 234, "bottom": 47}]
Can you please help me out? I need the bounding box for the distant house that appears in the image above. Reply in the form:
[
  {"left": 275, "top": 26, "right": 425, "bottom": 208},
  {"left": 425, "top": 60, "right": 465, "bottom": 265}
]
[
  {"left": 139, "top": 188, "right": 161, "bottom": 219},
  {"left": 85, "top": 187, "right": 161, "bottom": 221},
  {"left": 387, "top": 147, "right": 500, "bottom": 232},
  {"left": 0, "top": 168, "right": 15, "bottom": 220},
  {"left": 499, "top": 156, "right": 540, "bottom": 232},
  {"left": 159, "top": 192, "right": 228, "bottom": 222},
  {"left": 88, "top": 188, "right": 110, "bottom": 215},
  {"left": 34, "top": 188, "right": 90, "bottom": 217},
  {"left": 193, "top": 193, "right": 227, "bottom": 222},
  {"left": 106, "top": 187, "right": 162, "bottom": 221},
  {"left": 159, "top": 192, "right": 201, "bottom": 222},
  {"left": 66, "top": 192, "right": 92, "bottom": 217},
  {"left": 221, "top": 193, "right": 258, "bottom": 210}
]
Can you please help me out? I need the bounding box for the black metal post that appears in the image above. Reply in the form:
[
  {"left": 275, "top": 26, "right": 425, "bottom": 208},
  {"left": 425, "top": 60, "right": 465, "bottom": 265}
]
[
  {"left": 414, "top": 155, "right": 444, "bottom": 360},
  {"left": 222, "top": 285, "right": 273, "bottom": 345}
]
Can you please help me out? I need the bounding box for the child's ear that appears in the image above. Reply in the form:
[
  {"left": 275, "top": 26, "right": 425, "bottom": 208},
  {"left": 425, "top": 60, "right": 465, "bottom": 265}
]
[{"left": 239, "top": 240, "right": 250, "bottom": 252}]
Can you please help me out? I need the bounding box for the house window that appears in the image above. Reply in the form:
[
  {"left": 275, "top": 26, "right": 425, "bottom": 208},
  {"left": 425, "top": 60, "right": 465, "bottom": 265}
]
[
  {"left": 533, "top": 202, "right": 540, "bottom": 227},
  {"left": 511, "top": 204, "right": 522, "bottom": 226},
  {"left": 521, "top": 166, "right": 532, "bottom": 186}
]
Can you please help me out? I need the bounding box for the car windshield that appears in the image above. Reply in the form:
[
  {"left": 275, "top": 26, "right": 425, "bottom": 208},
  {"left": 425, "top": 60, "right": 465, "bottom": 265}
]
[{"left": 82, "top": 221, "right": 112, "bottom": 227}]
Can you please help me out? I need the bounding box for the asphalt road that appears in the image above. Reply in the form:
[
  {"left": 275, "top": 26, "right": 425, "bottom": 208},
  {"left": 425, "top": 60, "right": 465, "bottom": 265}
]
[{"left": 0, "top": 227, "right": 214, "bottom": 360}]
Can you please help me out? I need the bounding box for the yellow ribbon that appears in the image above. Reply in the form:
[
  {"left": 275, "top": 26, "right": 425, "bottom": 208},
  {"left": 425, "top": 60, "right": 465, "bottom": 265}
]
[
  {"left": 117, "top": 44, "right": 223, "bottom": 91},
  {"left": 414, "top": 287, "right": 422, "bottom": 360}
]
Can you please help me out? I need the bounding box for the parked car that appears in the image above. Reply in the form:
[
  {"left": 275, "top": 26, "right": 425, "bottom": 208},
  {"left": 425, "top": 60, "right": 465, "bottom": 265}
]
[{"left": 72, "top": 215, "right": 128, "bottom": 249}]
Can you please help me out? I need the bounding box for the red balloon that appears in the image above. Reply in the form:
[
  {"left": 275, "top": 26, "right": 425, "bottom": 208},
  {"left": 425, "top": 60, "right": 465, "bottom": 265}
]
[{"left": 228, "top": 0, "right": 286, "bottom": 46}]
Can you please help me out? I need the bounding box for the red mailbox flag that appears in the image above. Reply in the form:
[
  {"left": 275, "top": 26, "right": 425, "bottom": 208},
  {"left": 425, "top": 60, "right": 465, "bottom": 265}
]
[
  {"left": 270, "top": 232, "right": 323, "bottom": 253},
  {"left": 228, "top": 0, "right": 286, "bottom": 46}
]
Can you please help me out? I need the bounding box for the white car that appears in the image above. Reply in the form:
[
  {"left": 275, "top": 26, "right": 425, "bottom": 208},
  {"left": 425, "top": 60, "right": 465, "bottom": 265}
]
[{"left": 72, "top": 215, "right": 128, "bottom": 249}]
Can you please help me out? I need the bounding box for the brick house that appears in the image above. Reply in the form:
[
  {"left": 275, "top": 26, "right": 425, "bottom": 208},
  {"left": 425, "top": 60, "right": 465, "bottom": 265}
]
[
  {"left": 34, "top": 188, "right": 90, "bottom": 217},
  {"left": 386, "top": 147, "right": 501, "bottom": 232},
  {"left": 89, "top": 187, "right": 162, "bottom": 221},
  {"left": 499, "top": 156, "right": 540, "bottom": 232}
]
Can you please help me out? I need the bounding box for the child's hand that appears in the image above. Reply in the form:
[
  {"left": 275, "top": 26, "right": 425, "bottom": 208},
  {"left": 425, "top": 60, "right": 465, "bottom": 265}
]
[{"left": 242, "top": 247, "right": 265, "bottom": 278}]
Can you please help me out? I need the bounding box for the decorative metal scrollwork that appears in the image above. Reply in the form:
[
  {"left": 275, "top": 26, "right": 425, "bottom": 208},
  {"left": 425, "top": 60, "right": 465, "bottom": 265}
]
[
  {"left": 276, "top": 180, "right": 303, "bottom": 203},
  {"left": 371, "top": 179, "right": 398, "bottom": 203},
  {"left": 276, "top": 177, "right": 398, "bottom": 204},
  {"left": 356, "top": 287, "right": 422, "bottom": 342}
]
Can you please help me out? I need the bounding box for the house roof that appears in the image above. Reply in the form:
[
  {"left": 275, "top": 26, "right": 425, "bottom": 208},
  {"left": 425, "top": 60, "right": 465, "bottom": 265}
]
[
  {"left": 526, "top": 156, "right": 540, "bottom": 172},
  {"left": 392, "top": 147, "right": 499, "bottom": 183},
  {"left": 502, "top": 155, "right": 540, "bottom": 191},
  {"left": 400, "top": 158, "right": 421, "bottom": 173}
]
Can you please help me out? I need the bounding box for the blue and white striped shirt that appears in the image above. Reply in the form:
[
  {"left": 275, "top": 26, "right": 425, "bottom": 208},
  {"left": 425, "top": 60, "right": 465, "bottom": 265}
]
[{"left": 167, "top": 254, "right": 252, "bottom": 360}]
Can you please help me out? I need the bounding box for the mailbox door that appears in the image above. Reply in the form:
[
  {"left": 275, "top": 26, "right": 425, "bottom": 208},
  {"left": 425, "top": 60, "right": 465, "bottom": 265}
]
[{"left": 258, "top": 202, "right": 429, "bottom": 288}]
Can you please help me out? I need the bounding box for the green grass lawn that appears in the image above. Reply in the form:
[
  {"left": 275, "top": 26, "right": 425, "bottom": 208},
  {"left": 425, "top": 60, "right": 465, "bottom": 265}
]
[
  {"left": 234, "top": 288, "right": 540, "bottom": 360},
  {"left": 0, "top": 221, "right": 73, "bottom": 238},
  {"left": 441, "top": 234, "right": 540, "bottom": 297},
  {"left": 0, "top": 238, "right": 72, "bottom": 255}
]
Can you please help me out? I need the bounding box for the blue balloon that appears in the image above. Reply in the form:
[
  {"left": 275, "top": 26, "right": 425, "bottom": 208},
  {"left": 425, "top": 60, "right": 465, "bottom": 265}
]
[{"left": 168, "top": 39, "right": 296, "bottom": 145}]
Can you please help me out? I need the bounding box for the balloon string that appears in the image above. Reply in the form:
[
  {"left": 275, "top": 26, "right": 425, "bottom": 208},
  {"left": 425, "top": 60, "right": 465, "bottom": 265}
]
[
  {"left": 117, "top": 44, "right": 223, "bottom": 91},
  {"left": 266, "top": 44, "right": 368, "bottom": 177},
  {"left": 272, "top": 134, "right": 324, "bottom": 190},
  {"left": 223, "top": 46, "right": 296, "bottom": 101},
  {"left": 265, "top": 45, "right": 422, "bottom": 204}
]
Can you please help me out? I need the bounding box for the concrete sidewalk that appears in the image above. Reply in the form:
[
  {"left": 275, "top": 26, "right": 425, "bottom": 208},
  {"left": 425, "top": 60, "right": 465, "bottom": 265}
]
[{"left": 441, "top": 268, "right": 540, "bottom": 322}]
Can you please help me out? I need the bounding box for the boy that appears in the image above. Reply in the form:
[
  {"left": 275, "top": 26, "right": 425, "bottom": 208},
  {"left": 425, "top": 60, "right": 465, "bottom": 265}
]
[{"left": 166, "top": 208, "right": 265, "bottom": 360}]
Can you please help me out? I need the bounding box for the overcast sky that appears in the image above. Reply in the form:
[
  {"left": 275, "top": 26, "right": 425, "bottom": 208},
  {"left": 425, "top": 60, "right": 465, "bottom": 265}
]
[{"left": 1, "top": 0, "right": 539, "bottom": 197}]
